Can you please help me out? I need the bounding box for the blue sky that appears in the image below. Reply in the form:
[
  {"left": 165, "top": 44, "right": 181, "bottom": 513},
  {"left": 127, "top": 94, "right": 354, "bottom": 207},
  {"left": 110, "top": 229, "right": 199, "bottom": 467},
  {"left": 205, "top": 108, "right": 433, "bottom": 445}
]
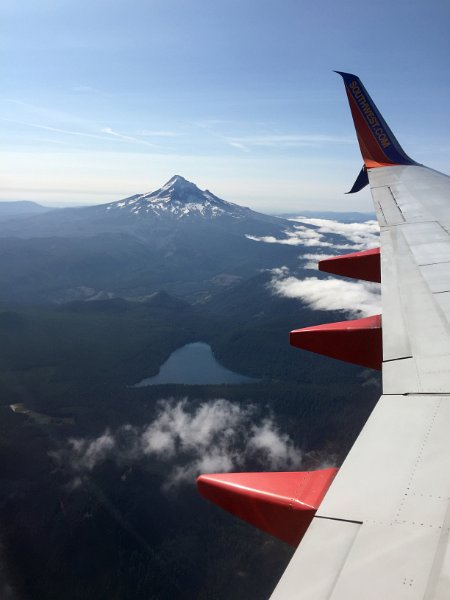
[{"left": 2, "top": 0, "right": 449, "bottom": 212}]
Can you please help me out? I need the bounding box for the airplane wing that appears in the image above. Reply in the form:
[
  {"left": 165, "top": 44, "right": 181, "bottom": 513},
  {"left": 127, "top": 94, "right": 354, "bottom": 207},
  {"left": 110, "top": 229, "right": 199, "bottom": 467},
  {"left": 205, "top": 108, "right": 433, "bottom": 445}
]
[
  {"left": 270, "top": 74, "right": 450, "bottom": 599},
  {"left": 198, "top": 73, "right": 450, "bottom": 599}
]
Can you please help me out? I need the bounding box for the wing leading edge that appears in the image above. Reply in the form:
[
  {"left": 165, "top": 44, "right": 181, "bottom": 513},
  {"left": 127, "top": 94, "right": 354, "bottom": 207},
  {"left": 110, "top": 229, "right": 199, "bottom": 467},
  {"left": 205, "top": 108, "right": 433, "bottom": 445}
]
[{"left": 270, "top": 75, "right": 450, "bottom": 599}]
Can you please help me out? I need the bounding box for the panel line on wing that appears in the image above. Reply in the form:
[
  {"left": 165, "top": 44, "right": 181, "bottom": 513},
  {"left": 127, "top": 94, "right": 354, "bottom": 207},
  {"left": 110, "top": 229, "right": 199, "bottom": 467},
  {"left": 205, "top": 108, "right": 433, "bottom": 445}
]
[
  {"left": 375, "top": 201, "right": 388, "bottom": 227},
  {"left": 388, "top": 186, "right": 406, "bottom": 219},
  {"left": 373, "top": 186, "right": 405, "bottom": 225}
]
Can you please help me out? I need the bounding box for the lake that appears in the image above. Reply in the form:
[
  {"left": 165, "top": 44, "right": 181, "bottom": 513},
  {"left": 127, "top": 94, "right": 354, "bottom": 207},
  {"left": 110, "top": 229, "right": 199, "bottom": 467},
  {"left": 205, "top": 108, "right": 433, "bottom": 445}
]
[{"left": 134, "top": 342, "right": 258, "bottom": 386}]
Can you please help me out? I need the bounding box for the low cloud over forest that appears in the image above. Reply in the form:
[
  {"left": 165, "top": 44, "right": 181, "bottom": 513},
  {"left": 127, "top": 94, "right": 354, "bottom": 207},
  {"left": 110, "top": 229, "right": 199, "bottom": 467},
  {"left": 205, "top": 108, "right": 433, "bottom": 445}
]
[{"left": 53, "top": 398, "right": 303, "bottom": 491}]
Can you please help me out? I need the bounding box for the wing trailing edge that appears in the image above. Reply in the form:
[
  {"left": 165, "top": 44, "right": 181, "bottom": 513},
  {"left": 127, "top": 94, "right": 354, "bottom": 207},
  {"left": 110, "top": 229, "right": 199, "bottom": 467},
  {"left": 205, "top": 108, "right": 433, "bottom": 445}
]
[
  {"left": 290, "top": 245, "right": 382, "bottom": 370},
  {"left": 318, "top": 247, "right": 381, "bottom": 283},
  {"left": 290, "top": 314, "right": 382, "bottom": 370},
  {"left": 197, "top": 469, "right": 338, "bottom": 546}
]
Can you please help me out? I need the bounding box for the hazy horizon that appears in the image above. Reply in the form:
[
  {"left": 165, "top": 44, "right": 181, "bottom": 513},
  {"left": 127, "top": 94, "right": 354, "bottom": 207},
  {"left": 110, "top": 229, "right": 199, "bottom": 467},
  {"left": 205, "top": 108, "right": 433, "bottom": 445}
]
[{"left": 2, "top": 1, "right": 449, "bottom": 213}]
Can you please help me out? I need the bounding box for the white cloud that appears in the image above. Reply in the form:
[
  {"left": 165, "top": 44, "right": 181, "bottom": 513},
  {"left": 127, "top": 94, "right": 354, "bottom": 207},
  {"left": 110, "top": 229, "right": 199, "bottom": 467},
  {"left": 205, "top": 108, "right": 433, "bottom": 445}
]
[
  {"left": 291, "top": 217, "right": 380, "bottom": 249},
  {"left": 259, "top": 218, "right": 381, "bottom": 314},
  {"left": 300, "top": 252, "right": 336, "bottom": 270},
  {"left": 54, "top": 399, "right": 302, "bottom": 491},
  {"left": 167, "top": 449, "right": 237, "bottom": 490},
  {"left": 302, "top": 253, "right": 336, "bottom": 261},
  {"left": 101, "top": 127, "right": 159, "bottom": 148},
  {"left": 247, "top": 217, "right": 379, "bottom": 251},
  {"left": 229, "top": 141, "right": 251, "bottom": 152},
  {"left": 247, "top": 233, "right": 304, "bottom": 246},
  {"left": 247, "top": 419, "right": 302, "bottom": 470},
  {"left": 247, "top": 226, "right": 340, "bottom": 248},
  {"left": 68, "top": 431, "right": 116, "bottom": 471},
  {"left": 269, "top": 271, "right": 381, "bottom": 317},
  {"left": 141, "top": 427, "right": 175, "bottom": 457}
]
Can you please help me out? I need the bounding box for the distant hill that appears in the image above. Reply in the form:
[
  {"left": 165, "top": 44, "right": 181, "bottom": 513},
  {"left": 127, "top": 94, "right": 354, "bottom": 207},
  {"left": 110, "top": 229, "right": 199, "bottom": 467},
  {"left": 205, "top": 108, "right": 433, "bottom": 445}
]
[{"left": 0, "top": 200, "right": 53, "bottom": 222}]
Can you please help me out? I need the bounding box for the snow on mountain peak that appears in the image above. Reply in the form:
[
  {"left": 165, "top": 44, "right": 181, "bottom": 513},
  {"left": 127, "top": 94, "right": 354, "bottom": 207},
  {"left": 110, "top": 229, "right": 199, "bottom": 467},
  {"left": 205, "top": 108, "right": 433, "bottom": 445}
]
[
  {"left": 156, "top": 175, "right": 204, "bottom": 198},
  {"left": 105, "top": 176, "right": 250, "bottom": 221},
  {"left": 163, "top": 174, "right": 190, "bottom": 187}
]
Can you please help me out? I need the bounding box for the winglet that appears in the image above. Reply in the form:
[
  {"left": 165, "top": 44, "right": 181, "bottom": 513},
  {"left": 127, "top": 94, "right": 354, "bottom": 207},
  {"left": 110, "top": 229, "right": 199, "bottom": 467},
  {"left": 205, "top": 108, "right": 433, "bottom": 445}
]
[{"left": 335, "top": 71, "right": 417, "bottom": 168}]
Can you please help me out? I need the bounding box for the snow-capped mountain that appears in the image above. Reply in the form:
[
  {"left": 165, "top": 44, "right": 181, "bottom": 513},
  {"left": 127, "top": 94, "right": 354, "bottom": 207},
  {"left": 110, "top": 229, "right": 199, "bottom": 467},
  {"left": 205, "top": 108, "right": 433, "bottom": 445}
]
[
  {"left": 102, "top": 175, "right": 255, "bottom": 221},
  {"left": 0, "top": 175, "right": 286, "bottom": 238},
  {"left": 0, "top": 176, "right": 322, "bottom": 304}
]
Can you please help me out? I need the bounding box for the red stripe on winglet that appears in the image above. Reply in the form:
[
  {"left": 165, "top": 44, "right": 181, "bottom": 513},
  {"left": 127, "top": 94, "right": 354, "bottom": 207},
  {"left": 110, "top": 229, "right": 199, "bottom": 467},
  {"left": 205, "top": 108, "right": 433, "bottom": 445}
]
[
  {"left": 197, "top": 469, "right": 338, "bottom": 547},
  {"left": 290, "top": 314, "right": 382, "bottom": 370},
  {"left": 319, "top": 247, "right": 381, "bottom": 282}
]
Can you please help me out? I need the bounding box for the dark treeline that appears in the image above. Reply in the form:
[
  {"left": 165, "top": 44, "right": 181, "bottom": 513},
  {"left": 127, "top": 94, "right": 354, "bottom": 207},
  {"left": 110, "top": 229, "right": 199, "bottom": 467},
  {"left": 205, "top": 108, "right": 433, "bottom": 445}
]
[{"left": 0, "top": 292, "right": 380, "bottom": 600}]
